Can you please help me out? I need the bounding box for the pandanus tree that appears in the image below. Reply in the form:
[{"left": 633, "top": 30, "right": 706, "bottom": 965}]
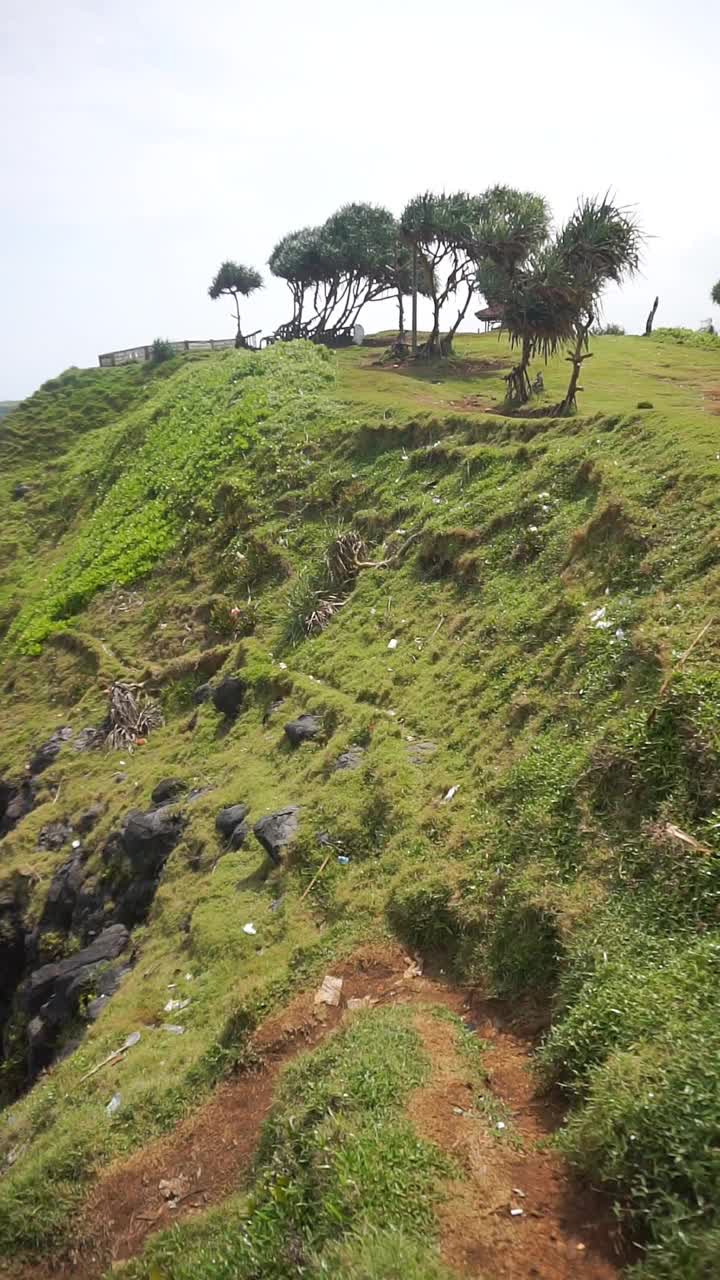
[
  {"left": 490, "top": 247, "right": 579, "bottom": 404},
  {"left": 269, "top": 204, "right": 402, "bottom": 342},
  {"left": 554, "top": 196, "right": 642, "bottom": 414},
  {"left": 400, "top": 191, "right": 485, "bottom": 357},
  {"left": 472, "top": 186, "right": 551, "bottom": 400},
  {"left": 208, "top": 261, "right": 263, "bottom": 348}
]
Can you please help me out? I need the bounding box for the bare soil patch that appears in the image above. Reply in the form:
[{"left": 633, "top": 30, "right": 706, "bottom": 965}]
[{"left": 6, "top": 946, "right": 626, "bottom": 1279}]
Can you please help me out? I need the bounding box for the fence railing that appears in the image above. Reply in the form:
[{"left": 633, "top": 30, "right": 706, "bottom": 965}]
[{"left": 98, "top": 337, "right": 253, "bottom": 368}]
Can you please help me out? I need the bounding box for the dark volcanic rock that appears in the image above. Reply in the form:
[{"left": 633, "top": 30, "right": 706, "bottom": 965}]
[
  {"left": 284, "top": 715, "right": 323, "bottom": 747},
  {"left": 193, "top": 682, "right": 214, "bottom": 706},
  {"left": 86, "top": 964, "right": 130, "bottom": 1020},
  {"left": 333, "top": 745, "right": 365, "bottom": 772},
  {"left": 212, "top": 676, "right": 246, "bottom": 718},
  {"left": 76, "top": 804, "right": 103, "bottom": 835},
  {"left": 0, "top": 885, "right": 27, "bottom": 1033},
  {"left": 28, "top": 727, "right": 73, "bottom": 775},
  {"left": 37, "top": 819, "right": 74, "bottom": 851},
  {"left": 0, "top": 778, "right": 35, "bottom": 837},
  {"left": 151, "top": 778, "right": 186, "bottom": 805},
  {"left": 17, "top": 924, "right": 129, "bottom": 1020},
  {"left": 215, "top": 803, "right": 250, "bottom": 839},
  {"left": 38, "top": 853, "right": 86, "bottom": 935},
  {"left": 16, "top": 924, "right": 129, "bottom": 1077},
  {"left": 12, "top": 483, "right": 31, "bottom": 500},
  {"left": 253, "top": 807, "right": 300, "bottom": 865},
  {"left": 227, "top": 822, "right": 250, "bottom": 850},
  {"left": 121, "top": 808, "right": 185, "bottom": 874},
  {"left": 73, "top": 727, "right": 102, "bottom": 753}
]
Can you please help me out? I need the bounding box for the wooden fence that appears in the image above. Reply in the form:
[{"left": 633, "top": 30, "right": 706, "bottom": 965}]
[{"left": 97, "top": 337, "right": 252, "bottom": 368}]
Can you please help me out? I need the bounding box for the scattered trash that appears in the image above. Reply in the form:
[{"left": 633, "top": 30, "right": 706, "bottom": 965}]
[
  {"left": 78, "top": 1031, "right": 141, "bottom": 1084},
  {"left": 337, "top": 855, "right": 350, "bottom": 865},
  {"left": 242, "top": 923, "right": 257, "bottom": 936},
  {"left": 512, "top": 1187, "right": 526, "bottom": 1198},
  {"left": 496, "top": 1121, "right": 506, "bottom": 1131},
  {"left": 314, "top": 974, "right": 343, "bottom": 1007},
  {"left": 278, "top": 661, "right": 288, "bottom": 670},
  {"left": 615, "top": 627, "right": 626, "bottom": 640},
  {"left": 590, "top": 606, "right": 606, "bottom": 624},
  {"left": 403, "top": 956, "right": 423, "bottom": 978},
  {"left": 164, "top": 998, "right": 190, "bottom": 1014},
  {"left": 106, "top": 1093, "right": 122, "bottom": 1116},
  {"left": 347, "top": 995, "right": 375, "bottom": 1011},
  {"left": 510, "top": 1207, "right": 524, "bottom": 1217},
  {"left": 441, "top": 784, "right": 460, "bottom": 804},
  {"left": 576, "top": 1243, "right": 587, "bottom": 1252},
  {"left": 71, "top": 839, "right": 81, "bottom": 849},
  {"left": 185, "top": 973, "right": 193, "bottom": 981},
  {"left": 161, "top": 1024, "right": 185, "bottom": 1035},
  {"left": 452, "top": 1105, "right": 466, "bottom": 1116},
  {"left": 387, "top": 638, "right": 399, "bottom": 650}
]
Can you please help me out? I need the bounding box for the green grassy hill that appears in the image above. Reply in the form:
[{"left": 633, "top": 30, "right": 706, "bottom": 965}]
[{"left": 1, "top": 332, "right": 719, "bottom": 1279}]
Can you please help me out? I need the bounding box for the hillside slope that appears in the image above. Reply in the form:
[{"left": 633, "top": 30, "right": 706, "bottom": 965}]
[{"left": 1, "top": 334, "right": 719, "bottom": 1279}]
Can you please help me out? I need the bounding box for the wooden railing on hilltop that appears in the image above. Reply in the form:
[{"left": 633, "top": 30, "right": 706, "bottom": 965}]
[{"left": 97, "top": 336, "right": 258, "bottom": 368}]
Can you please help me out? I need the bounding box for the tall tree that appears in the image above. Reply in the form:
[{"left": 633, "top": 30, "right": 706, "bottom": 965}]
[
  {"left": 269, "top": 205, "right": 401, "bottom": 342},
  {"left": 486, "top": 252, "right": 578, "bottom": 405},
  {"left": 267, "top": 229, "right": 322, "bottom": 335},
  {"left": 401, "top": 191, "right": 485, "bottom": 357},
  {"left": 712, "top": 280, "right": 720, "bottom": 308},
  {"left": 555, "top": 196, "right": 642, "bottom": 414},
  {"left": 473, "top": 187, "right": 552, "bottom": 401},
  {"left": 208, "top": 261, "right": 263, "bottom": 348}
]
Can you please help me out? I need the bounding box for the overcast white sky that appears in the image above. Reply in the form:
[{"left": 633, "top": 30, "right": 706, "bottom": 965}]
[{"left": 2, "top": 0, "right": 718, "bottom": 399}]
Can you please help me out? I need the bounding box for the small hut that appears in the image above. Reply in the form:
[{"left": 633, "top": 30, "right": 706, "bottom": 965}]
[{"left": 475, "top": 305, "right": 504, "bottom": 333}]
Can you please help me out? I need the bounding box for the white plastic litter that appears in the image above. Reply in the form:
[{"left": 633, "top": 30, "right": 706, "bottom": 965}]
[
  {"left": 71, "top": 839, "right": 81, "bottom": 849},
  {"left": 106, "top": 1093, "right": 121, "bottom": 1116},
  {"left": 242, "top": 923, "right": 257, "bottom": 936},
  {"left": 164, "top": 998, "right": 190, "bottom": 1014},
  {"left": 441, "top": 785, "right": 460, "bottom": 804},
  {"left": 496, "top": 1121, "right": 506, "bottom": 1131},
  {"left": 510, "top": 1207, "right": 524, "bottom": 1217},
  {"left": 161, "top": 1024, "right": 185, "bottom": 1035},
  {"left": 387, "top": 638, "right": 399, "bottom": 650},
  {"left": 590, "top": 606, "right": 606, "bottom": 623}
]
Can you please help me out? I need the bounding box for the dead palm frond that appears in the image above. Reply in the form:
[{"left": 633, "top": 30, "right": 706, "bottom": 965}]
[{"left": 102, "top": 681, "right": 164, "bottom": 750}]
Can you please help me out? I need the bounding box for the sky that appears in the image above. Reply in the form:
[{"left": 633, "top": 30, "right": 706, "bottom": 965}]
[{"left": 1, "top": 0, "right": 719, "bottom": 399}]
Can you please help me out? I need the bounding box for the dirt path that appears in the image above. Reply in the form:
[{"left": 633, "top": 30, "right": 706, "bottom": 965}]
[
  {"left": 9, "top": 946, "right": 626, "bottom": 1279},
  {"left": 411, "top": 1006, "right": 623, "bottom": 1278}
]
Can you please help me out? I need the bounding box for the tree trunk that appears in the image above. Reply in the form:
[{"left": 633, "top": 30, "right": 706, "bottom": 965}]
[
  {"left": 233, "top": 293, "right": 244, "bottom": 348},
  {"left": 443, "top": 282, "right": 474, "bottom": 352},
  {"left": 416, "top": 296, "right": 442, "bottom": 358},
  {"left": 505, "top": 333, "right": 533, "bottom": 406},
  {"left": 397, "top": 291, "right": 405, "bottom": 339},
  {"left": 560, "top": 313, "right": 594, "bottom": 415},
  {"left": 644, "top": 295, "right": 659, "bottom": 335}
]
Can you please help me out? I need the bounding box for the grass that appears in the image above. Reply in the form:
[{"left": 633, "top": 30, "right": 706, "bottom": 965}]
[
  {"left": 1, "top": 328, "right": 720, "bottom": 1275},
  {"left": 115, "top": 1006, "right": 454, "bottom": 1280}
]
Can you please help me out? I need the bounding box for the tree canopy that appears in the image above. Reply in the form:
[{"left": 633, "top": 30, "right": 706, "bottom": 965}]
[
  {"left": 208, "top": 261, "right": 263, "bottom": 347},
  {"left": 712, "top": 279, "right": 720, "bottom": 308},
  {"left": 269, "top": 204, "right": 403, "bottom": 342}
]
